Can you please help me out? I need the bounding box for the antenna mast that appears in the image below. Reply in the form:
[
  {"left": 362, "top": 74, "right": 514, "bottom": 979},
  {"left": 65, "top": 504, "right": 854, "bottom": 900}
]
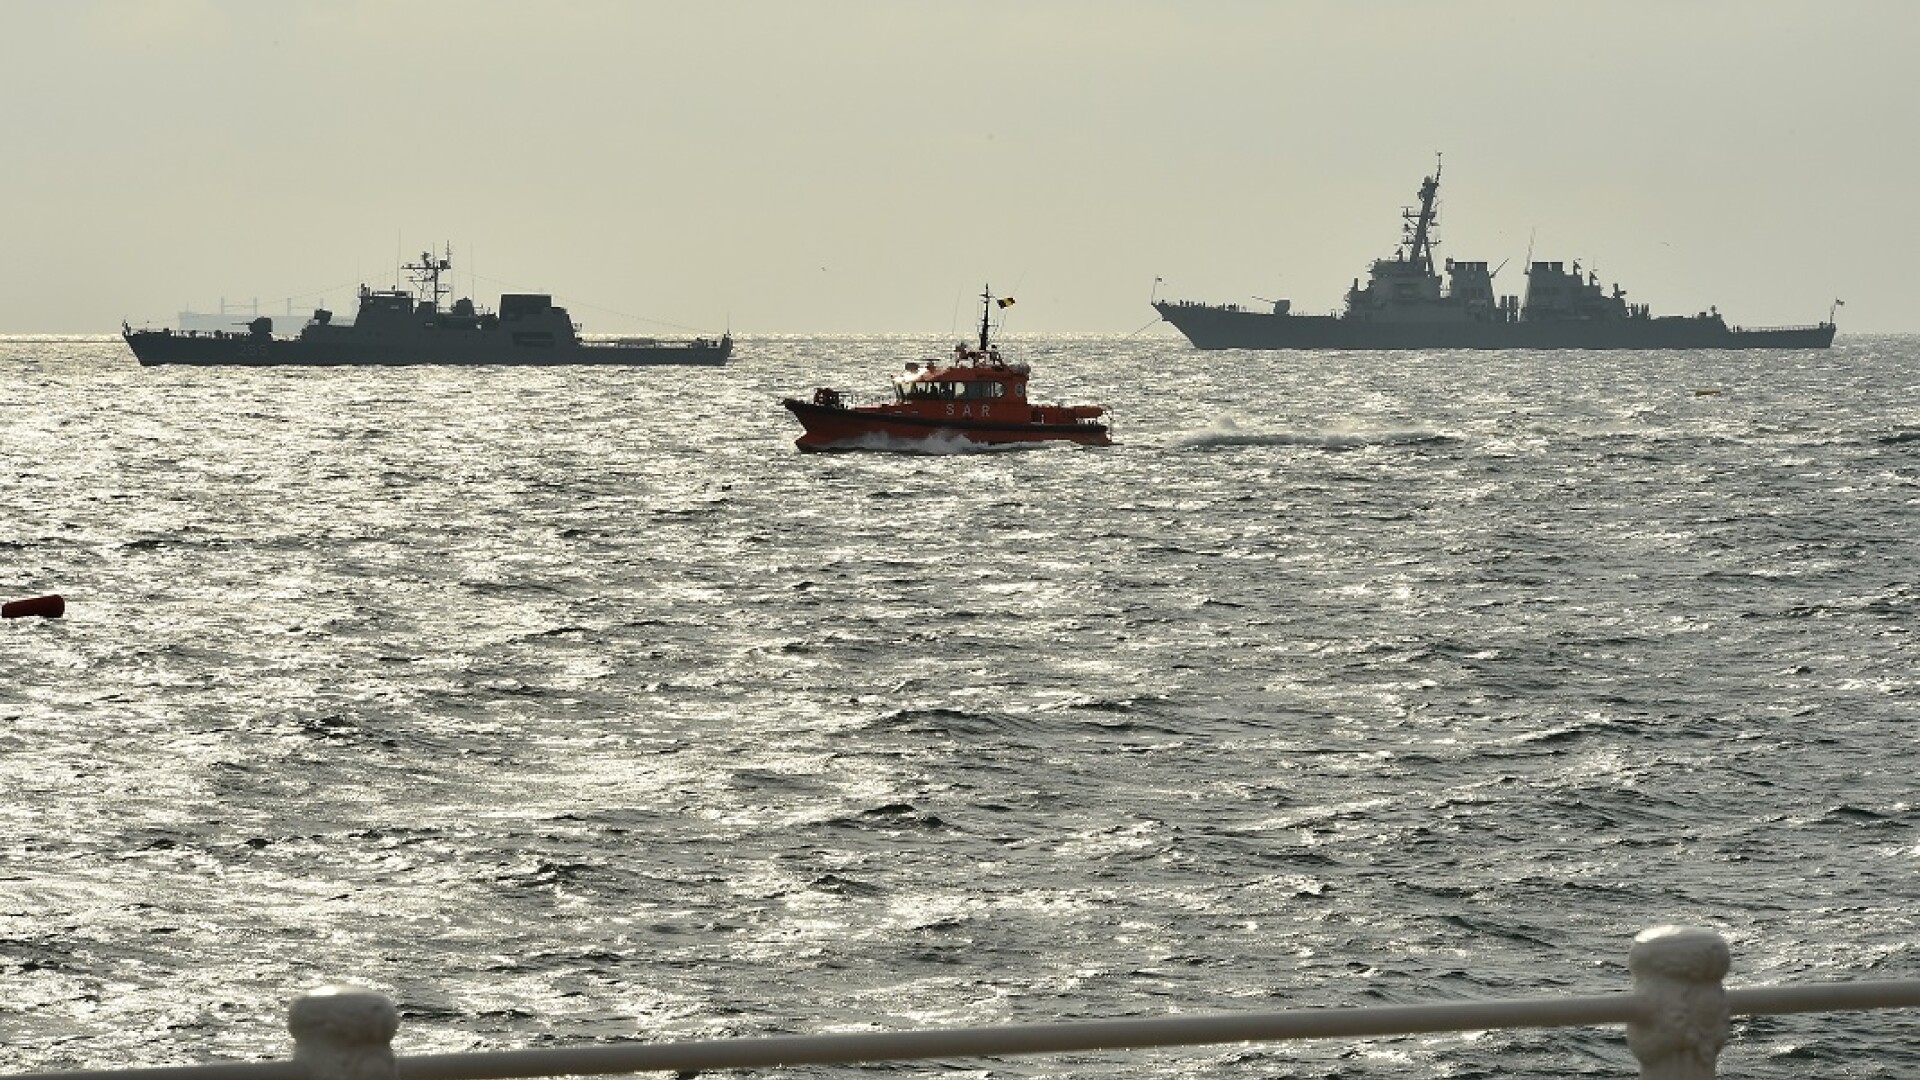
[{"left": 1403, "top": 152, "right": 1443, "bottom": 273}]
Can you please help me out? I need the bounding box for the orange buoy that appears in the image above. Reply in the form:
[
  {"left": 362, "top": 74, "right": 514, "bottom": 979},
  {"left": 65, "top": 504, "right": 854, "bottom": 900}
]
[{"left": 2, "top": 594, "right": 65, "bottom": 619}]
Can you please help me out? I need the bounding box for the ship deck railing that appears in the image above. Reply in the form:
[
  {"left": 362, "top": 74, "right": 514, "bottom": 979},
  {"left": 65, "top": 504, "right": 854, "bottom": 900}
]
[
  {"left": 10, "top": 926, "right": 1918, "bottom": 1080},
  {"left": 1729, "top": 322, "right": 1832, "bottom": 333}
]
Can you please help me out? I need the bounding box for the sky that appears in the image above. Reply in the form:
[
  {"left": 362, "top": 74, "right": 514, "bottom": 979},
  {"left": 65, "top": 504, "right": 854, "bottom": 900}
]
[{"left": 2, "top": 0, "right": 1915, "bottom": 335}]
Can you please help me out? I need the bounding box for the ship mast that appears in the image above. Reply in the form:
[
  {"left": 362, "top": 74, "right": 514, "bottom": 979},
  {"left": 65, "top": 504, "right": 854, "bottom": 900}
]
[
  {"left": 1403, "top": 154, "right": 1442, "bottom": 273},
  {"left": 403, "top": 247, "right": 454, "bottom": 313},
  {"left": 978, "top": 285, "right": 994, "bottom": 352}
]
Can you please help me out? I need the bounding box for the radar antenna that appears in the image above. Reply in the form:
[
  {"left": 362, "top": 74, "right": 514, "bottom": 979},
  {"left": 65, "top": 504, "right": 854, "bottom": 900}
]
[{"left": 403, "top": 246, "right": 455, "bottom": 313}]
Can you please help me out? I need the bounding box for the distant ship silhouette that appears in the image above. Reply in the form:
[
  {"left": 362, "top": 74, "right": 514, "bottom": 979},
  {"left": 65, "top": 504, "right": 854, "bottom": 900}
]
[
  {"left": 125, "top": 249, "right": 730, "bottom": 366},
  {"left": 1156, "top": 158, "right": 1836, "bottom": 350}
]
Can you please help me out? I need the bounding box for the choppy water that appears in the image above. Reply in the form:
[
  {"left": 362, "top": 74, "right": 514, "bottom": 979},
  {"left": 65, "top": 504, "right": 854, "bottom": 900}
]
[{"left": 3, "top": 334, "right": 1917, "bottom": 1078}]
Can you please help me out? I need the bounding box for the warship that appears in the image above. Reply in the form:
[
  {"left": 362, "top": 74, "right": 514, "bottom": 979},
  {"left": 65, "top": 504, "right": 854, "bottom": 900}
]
[
  {"left": 1154, "top": 160, "right": 1836, "bottom": 351},
  {"left": 123, "top": 250, "right": 731, "bottom": 366}
]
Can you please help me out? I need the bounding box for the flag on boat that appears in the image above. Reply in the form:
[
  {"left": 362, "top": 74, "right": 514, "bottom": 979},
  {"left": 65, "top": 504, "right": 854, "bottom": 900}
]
[{"left": 996, "top": 296, "right": 1016, "bottom": 309}]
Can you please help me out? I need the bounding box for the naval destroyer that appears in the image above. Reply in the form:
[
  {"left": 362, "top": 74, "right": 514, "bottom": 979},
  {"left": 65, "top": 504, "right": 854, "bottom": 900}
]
[
  {"left": 1154, "top": 161, "right": 1835, "bottom": 351},
  {"left": 123, "top": 250, "right": 731, "bottom": 366}
]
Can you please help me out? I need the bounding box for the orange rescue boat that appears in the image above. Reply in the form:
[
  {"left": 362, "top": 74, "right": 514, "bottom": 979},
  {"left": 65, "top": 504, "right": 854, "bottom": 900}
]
[{"left": 783, "top": 287, "right": 1111, "bottom": 452}]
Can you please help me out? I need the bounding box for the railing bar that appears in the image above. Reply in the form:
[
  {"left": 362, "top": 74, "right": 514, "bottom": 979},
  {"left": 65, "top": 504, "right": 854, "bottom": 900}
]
[
  {"left": 12, "top": 1067, "right": 304, "bottom": 1080},
  {"left": 1729, "top": 980, "right": 1920, "bottom": 1015},
  {"left": 15, "top": 979, "right": 1920, "bottom": 1080},
  {"left": 9, "top": 995, "right": 1646, "bottom": 1080},
  {"left": 393, "top": 995, "right": 1649, "bottom": 1080}
]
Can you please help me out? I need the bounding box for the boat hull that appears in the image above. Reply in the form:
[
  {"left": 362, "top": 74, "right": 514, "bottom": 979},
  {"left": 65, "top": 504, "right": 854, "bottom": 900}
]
[
  {"left": 123, "top": 331, "right": 732, "bottom": 367},
  {"left": 782, "top": 399, "right": 1110, "bottom": 451},
  {"left": 1154, "top": 303, "right": 1836, "bottom": 351}
]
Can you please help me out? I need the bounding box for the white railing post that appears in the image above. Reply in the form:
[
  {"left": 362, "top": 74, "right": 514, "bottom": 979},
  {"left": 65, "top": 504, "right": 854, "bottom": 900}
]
[
  {"left": 287, "top": 986, "right": 399, "bottom": 1080},
  {"left": 1627, "top": 926, "right": 1731, "bottom": 1080}
]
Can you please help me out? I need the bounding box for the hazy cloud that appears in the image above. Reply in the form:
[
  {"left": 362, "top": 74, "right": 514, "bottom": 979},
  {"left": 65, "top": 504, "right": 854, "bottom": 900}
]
[{"left": 2, "top": 0, "right": 1912, "bottom": 333}]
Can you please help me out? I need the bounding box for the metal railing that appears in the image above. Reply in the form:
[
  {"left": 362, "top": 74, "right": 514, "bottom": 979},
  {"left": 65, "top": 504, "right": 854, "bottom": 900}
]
[{"left": 13, "top": 926, "right": 1920, "bottom": 1080}]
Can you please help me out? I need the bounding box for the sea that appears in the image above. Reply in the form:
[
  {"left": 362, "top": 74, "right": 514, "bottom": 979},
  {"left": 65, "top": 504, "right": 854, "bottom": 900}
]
[{"left": 2, "top": 333, "right": 1916, "bottom": 1078}]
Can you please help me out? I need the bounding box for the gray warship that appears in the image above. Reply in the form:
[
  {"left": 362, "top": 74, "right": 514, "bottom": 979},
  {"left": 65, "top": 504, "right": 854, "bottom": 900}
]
[
  {"left": 1154, "top": 160, "right": 1835, "bottom": 351},
  {"left": 123, "top": 251, "right": 731, "bottom": 366}
]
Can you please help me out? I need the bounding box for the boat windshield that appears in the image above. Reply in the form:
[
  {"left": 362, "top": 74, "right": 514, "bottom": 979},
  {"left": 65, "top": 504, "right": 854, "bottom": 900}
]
[{"left": 899, "top": 380, "right": 1008, "bottom": 401}]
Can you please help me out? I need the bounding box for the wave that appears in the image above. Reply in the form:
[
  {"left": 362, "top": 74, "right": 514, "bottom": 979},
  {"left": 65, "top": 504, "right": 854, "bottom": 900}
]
[
  {"left": 1168, "top": 417, "right": 1457, "bottom": 451},
  {"left": 822, "top": 802, "right": 953, "bottom": 832},
  {"left": 868, "top": 706, "right": 1033, "bottom": 736}
]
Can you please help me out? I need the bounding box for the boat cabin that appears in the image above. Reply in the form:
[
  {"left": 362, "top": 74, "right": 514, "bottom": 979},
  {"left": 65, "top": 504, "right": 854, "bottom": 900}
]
[{"left": 894, "top": 345, "right": 1032, "bottom": 405}]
